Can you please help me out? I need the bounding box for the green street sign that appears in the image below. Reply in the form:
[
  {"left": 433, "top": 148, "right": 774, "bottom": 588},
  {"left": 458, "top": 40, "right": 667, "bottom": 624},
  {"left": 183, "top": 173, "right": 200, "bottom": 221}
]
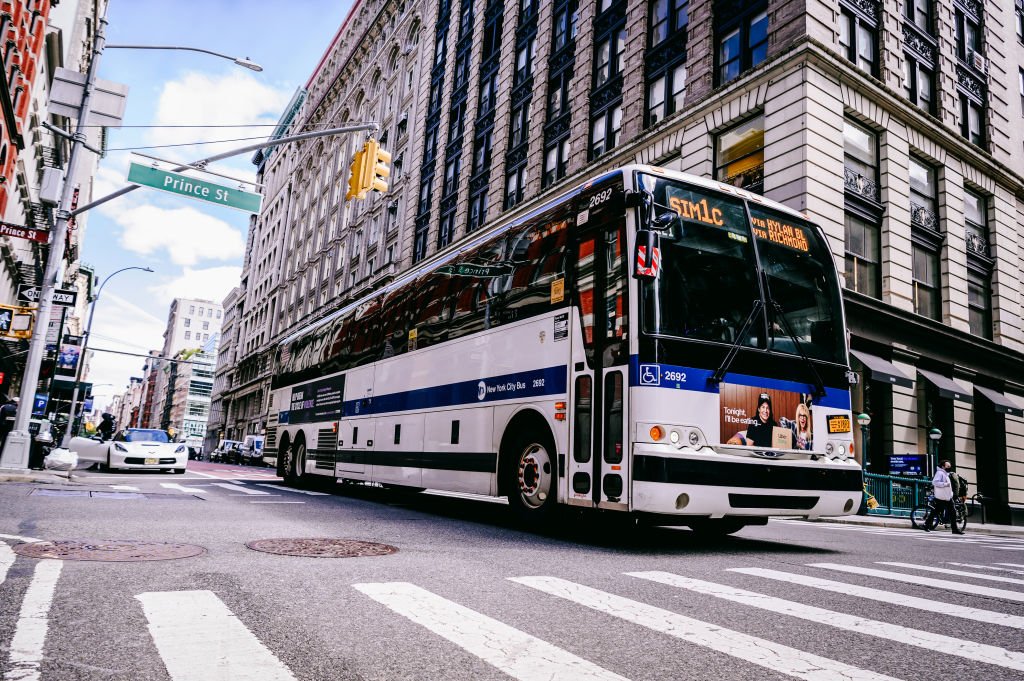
[{"left": 127, "top": 162, "right": 263, "bottom": 214}]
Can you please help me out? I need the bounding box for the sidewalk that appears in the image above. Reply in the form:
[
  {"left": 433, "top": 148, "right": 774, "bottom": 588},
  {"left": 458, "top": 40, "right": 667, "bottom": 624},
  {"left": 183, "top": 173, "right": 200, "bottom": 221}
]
[
  {"left": 0, "top": 468, "right": 81, "bottom": 485},
  {"left": 802, "top": 513, "right": 1024, "bottom": 537}
]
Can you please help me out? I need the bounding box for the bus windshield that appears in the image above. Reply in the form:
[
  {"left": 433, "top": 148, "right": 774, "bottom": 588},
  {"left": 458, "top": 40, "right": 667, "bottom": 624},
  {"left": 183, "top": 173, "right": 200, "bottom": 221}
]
[{"left": 638, "top": 174, "right": 845, "bottom": 365}]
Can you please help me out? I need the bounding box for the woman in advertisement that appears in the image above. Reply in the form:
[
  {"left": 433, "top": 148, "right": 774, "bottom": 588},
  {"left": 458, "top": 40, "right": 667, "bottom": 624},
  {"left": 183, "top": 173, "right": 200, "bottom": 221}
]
[{"left": 793, "top": 402, "right": 813, "bottom": 450}]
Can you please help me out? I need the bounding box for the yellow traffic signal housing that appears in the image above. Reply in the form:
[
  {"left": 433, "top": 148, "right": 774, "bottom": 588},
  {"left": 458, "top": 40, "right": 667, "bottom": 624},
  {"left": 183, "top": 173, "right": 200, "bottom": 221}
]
[
  {"left": 365, "top": 138, "right": 391, "bottom": 194},
  {"left": 346, "top": 147, "right": 371, "bottom": 201}
]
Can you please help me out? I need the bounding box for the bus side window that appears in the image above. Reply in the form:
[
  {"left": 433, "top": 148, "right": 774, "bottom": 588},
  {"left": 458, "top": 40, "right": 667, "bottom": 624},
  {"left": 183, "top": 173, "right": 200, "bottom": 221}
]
[
  {"left": 576, "top": 235, "right": 597, "bottom": 367},
  {"left": 603, "top": 225, "right": 628, "bottom": 366},
  {"left": 574, "top": 375, "right": 592, "bottom": 463},
  {"left": 604, "top": 372, "right": 623, "bottom": 464}
]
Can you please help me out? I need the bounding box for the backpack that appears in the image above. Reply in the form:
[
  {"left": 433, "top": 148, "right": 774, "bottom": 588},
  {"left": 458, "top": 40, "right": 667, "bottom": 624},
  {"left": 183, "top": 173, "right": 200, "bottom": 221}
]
[{"left": 958, "top": 477, "right": 969, "bottom": 497}]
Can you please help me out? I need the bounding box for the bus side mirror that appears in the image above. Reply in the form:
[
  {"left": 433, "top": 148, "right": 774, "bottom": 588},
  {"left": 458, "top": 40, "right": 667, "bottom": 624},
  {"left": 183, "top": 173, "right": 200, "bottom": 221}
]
[{"left": 634, "top": 229, "right": 661, "bottom": 279}]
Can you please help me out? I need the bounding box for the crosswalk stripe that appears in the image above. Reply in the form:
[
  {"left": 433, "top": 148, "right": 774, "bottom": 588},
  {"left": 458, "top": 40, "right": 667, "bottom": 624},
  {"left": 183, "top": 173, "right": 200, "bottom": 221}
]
[
  {"left": 136, "top": 590, "right": 296, "bottom": 681},
  {"left": 4, "top": 559, "right": 62, "bottom": 681},
  {"left": 877, "top": 562, "right": 1024, "bottom": 586},
  {"left": 998, "top": 563, "right": 1024, "bottom": 568},
  {"left": 729, "top": 567, "right": 1024, "bottom": 629},
  {"left": 809, "top": 563, "right": 1024, "bottom": 602},
  {"left": 209, "top": 482, "right": 269, "bottom": 495},
  {"left": 629, "top": 571, "right": 1024, "bottom": 672},
  {"left": 0, "top": 543, "right": 13, "bottom": 586},
  {"left": 511, "top": 576, "right": 900, "bottom": 681},
  {"left": 160, "top": 483, "right": 206, "bottom": 494},
  {"left": 254, "top": 483, "right": 328, "bottom": 496},
  {"left": 945, "top": 562, "right": 1024, "bottom": 576},
  {"left": 110, "top": 485, "right": 140, "bottom": 491},
  {"left": 353, "top": 581, "right": 628, "bottom": 681}
]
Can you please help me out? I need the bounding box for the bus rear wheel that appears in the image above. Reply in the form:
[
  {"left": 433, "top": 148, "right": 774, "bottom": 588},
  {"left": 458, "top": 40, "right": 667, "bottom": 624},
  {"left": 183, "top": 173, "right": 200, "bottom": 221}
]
[
  {"left": 288, "top": 440, "right": 307, "bottom": 486},
  {"left": 503, "top": 429, "right": 556, "bottom": 522}
]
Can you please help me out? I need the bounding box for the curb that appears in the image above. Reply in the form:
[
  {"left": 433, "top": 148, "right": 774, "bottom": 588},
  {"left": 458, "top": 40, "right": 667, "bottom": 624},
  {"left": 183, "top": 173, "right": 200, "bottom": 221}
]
[
  {"left": 800, "top": 516, "right": 1024, "bottom": 537},
  {"left": 0, "top": 472, "right": 79, "bottom": 484}
]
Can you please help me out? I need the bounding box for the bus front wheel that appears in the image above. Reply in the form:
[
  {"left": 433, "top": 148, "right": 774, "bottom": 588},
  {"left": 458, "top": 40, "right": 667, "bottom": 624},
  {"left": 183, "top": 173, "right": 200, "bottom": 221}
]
[{"left": 503, "top": 429, "right": 556, "bottom": 522}]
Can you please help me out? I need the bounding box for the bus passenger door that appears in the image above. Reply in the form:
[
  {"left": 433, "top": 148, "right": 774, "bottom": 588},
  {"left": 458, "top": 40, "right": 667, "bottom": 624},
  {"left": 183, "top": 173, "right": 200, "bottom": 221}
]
[
  {"left": 337, "top": 369, "right": 374, "bottom": 481},
  {"left": 569, "top": 223, "right": 629, "bottom": 511}
]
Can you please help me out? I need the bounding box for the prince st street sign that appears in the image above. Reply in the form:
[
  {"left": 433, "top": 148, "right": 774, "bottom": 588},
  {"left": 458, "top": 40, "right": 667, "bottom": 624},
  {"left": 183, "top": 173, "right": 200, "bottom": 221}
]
[{"left": 127, "top": 162, "right": 263, "bottom": 214}]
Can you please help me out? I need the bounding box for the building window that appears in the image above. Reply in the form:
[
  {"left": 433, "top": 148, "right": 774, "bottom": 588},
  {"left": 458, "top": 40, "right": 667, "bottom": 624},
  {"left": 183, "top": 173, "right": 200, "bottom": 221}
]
[
  {"left": 438, "top": 212, "right": 455, "bottom": 248},
  {"left": 589, "top": 104, "right": 622, "bottom": 159},
  {"left": 202, "top": 321, "right": 210, "bottom": 330},
  {"left": 515, "top": 37, "right": 535, "bottom": 85},
  {"left": 472, "top": 130, "right": 493, "bottom": 175},
  {"left": 184, "top": 318, "right": 191, "bottom": 328},
  {"left": 960, "top": 94, "right": 984, "bottom": 146},
  {"left": 552, "top": 3, "right": 579, "bottom": 53},
  {"left": 184, "top": 331, "right": 191, "bottom": 340},
  {"left": 909, "top": 156, "right": 938, "bottom": 231},
  {"left": 716, "top": 3, "right": 768, "bottom": 85},
  {"left": 963, "top": 188, "right": 989, "bottom": 258},
  {"left": 955, "top": 8, "right": 981, "bottom": 62},
  {"left": 650, "top": 0, "right": 688, "bottom": 47},
  {"left": 838, "top": 2, "right": 878, "bottom": 76},
  {"left": 912, "top": 243, "right": 940, "bottom": 320},
  {"left": 189, "top": 306, "right": 195, "bottom": 314},
  {"left": 843, "top": 119, "right": 879, "bottom": 202},
  {"left": 903, "top": 57, "right": 934, "bottom": 113},
  {"left": 1017, "top": 0, "right": 1024, "bottom": 42},
  {"left": 443, "top": 155, "right": 462, "bottom": 197},
  {"left": 594, "top": 29, "right": 626, "bottom": 88},
  {"left": 510, "top": 103, "right": 530, "bottom": 148},
  {"left": 418, "top": 176, "right": 434, "bottom": 215},
  {"left": 479, "top": 71, "right": 498, "bottom": 116},
  {"left": 1019, "top": 68, "right": 1024, "bottom": 113},
  {"left": 414, "top": 222, "right": 429, "bottom": 262},
  {"left": 505, "top": 165, "right": 527, "bottom": 208},
  {"left": 542, "top": 138, "right": 571, "bottom": 187},
  {"left": 967, "top": 270, "right": 993, "bottom": 340},
  {"left": 647, "top": 63, "right": 686, "bottom": 126},
  {"left": 714, "top": 115, "right": 764, "bottom": 193},
  {"left": 547, "top": 71, "right": 572, "bottom": 119},
  {"left": 468, "top": 191, "right": 489, "bottom": 232},
  {"left": 905, "top": 0, "right": 931, "bottom": 32},
  {"left": 844, "top": 214, "right": 881, "bottom": 298}
]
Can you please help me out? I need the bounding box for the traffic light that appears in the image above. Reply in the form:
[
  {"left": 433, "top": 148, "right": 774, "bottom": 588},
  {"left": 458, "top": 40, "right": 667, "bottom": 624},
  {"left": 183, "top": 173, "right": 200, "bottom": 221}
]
[
  {"left": 345, "top": 147, "right": 370, "bottom": 201},
  {"left": 365, "top": 138, "right": 391, "bottom": 194}
]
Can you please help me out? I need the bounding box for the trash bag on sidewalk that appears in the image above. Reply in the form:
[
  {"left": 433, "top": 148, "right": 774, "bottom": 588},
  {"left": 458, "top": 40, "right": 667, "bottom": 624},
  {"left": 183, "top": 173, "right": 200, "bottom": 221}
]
[{"left": 43, "top": 448, "right": 78, "bottom": 472}]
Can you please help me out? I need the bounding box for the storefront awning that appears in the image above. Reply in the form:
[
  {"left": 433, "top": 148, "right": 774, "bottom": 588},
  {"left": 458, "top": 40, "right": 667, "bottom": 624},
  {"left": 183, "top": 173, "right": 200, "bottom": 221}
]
[
  {"left": 850, "top": 350, "right": 914, "bottom": 388},
  {"left": 974, "top": 386, "right": 1024, "bottom": 417},
  {"left": 917, "top": 368, "right": 972, "bottom": 403}
]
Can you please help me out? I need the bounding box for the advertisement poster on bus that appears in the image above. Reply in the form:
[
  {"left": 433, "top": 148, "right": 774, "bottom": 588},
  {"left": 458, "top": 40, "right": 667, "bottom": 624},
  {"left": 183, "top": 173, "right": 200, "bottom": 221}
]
[
  {"left": 283, "top": 374, "right": 346, "bottom": 425},
  {"left": 721, "top": 383, "right": 815, "bottom": 451}
]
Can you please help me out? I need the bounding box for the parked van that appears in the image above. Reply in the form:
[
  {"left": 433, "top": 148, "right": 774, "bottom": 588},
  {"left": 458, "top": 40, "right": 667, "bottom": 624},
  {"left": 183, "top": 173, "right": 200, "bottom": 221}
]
[{"left": 240, "top": 435, "right": 265, "bottom": 466}]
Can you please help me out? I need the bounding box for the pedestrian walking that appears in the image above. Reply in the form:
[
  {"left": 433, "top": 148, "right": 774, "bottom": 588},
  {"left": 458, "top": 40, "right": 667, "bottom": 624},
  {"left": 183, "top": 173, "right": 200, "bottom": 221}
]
[
  {"left": 0, "top": 395, "right": 17, "bottom": 450},
  {"left": 925, "top": 459, "right": 962, "bottom": 534},
  {"left": 97, "top": 413, "right": 115, "bottom": 441}
]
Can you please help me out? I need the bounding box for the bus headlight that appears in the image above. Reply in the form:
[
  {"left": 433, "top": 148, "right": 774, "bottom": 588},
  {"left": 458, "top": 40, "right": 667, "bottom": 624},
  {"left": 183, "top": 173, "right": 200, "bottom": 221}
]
[
  {"left": 688, "top": 430, "right": 701, "bottom": 447},
  {"left": 669, "top": 429, "right": 680, "bottom": 444}
]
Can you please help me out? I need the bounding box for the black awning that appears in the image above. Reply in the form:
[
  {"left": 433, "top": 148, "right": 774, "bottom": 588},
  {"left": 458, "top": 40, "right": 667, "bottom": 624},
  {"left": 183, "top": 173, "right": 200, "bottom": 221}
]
[
  {"left": 850, "top": 350, "right": 914, "bottom": 388},
  {"left": 975, "top": 386, "right": 1024, "bottom": 417},
  {"left": 917, "top": 368, "right": 972, "bottom": 403}
]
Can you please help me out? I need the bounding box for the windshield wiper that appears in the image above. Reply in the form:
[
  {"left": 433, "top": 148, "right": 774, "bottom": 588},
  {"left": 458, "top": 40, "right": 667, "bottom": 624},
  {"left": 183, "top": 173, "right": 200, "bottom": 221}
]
[
  {"left": 768, "top": 299, "right": 827, "bottom": 399},
  {"left": 709, "top": 299, "right": 763, "bottom": 387}
]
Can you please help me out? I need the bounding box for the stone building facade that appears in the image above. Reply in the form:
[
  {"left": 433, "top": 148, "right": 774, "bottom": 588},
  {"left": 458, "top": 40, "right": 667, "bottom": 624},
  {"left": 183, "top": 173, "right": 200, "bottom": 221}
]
[{"left": 217, "top": 0, "right": 1024, "bottom": 521}]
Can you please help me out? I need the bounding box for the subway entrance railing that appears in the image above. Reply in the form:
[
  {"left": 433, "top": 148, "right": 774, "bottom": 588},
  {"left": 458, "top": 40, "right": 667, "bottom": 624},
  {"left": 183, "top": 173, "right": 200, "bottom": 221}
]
[{"left": 863, "top": 472, "right": 932, "bottom": 517}]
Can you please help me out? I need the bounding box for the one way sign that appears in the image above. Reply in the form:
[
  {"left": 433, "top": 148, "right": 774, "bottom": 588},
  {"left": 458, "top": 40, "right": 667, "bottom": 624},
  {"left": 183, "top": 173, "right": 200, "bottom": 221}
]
[{"left": 17, "top": 284, "right": 78, "bottom": 307}]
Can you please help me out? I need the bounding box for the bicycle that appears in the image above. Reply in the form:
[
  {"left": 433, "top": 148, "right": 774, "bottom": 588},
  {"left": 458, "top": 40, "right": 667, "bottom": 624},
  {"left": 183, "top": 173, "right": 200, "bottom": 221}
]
[{"left": 911, "top": 490, "right": 966, "bottom": 533}]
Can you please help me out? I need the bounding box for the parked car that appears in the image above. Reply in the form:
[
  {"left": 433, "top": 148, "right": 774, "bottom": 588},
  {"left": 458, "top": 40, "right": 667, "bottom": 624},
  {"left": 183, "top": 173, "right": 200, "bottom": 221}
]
[
  {"left": 211, "top": 439, "right": 242, "bottom": 463},
  {"left": 71, "top": 428, "right": 187, "bottom": 473},
  {"left": 240, "top": 435, "right": 265, "bottom": 466}
]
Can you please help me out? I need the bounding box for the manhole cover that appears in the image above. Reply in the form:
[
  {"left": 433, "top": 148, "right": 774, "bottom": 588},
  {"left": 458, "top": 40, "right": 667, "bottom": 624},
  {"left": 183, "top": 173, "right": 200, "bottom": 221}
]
[
  {"left": 245, "top": 538, "right": 398, "bottom": 558},
  {"left": 13, "top": 539, "right": 207, "bottom": 562}
]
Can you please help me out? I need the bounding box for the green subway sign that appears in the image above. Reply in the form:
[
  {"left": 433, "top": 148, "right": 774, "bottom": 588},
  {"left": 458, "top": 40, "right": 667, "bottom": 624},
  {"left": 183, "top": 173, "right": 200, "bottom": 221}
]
[{"left": 127, "top": 162, "right": 263, "bottom": 214}]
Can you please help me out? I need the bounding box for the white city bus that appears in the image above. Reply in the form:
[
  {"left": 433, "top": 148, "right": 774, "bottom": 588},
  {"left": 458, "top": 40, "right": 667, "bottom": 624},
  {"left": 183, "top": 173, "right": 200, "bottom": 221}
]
[{"left": 264, "top": 165, "right": 862, "bottom": 533}]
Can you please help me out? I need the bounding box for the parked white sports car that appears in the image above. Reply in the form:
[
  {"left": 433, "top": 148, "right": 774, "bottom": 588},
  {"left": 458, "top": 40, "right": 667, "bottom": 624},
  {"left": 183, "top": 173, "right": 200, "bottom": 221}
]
[{"left": 71, "top": 428, "right": 188, "bottom": 473}]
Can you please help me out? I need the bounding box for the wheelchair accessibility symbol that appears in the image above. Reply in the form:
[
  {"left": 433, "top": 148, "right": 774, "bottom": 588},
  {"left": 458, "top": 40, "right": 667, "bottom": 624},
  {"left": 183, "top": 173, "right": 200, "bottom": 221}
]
[{"left": 639, "top": 364, "right": 661, "bottom": 386}]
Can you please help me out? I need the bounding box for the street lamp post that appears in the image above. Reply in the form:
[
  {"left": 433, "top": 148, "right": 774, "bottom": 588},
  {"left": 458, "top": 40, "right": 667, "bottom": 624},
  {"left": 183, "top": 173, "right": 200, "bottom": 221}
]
[
  {"left": 0, "top": 6, "right": 266, "bottom": 470},
  {"left": 60, "top": 266, "right": 153, "bottom": 448},
  {"left": 856, "top": 412, "right": 872, "bottom": 471},
  {"left": 928, "top": 427, "right": 942, "bottom": 477},
  {"left": 104, "top": 45, "right": 263, "bottom": 71}
]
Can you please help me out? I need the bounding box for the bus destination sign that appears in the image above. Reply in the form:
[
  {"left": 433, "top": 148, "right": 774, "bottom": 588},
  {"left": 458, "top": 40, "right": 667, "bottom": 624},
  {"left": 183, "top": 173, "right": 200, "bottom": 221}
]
[{"left": 751, "top": 214, "right": 810, "bottom": 253}]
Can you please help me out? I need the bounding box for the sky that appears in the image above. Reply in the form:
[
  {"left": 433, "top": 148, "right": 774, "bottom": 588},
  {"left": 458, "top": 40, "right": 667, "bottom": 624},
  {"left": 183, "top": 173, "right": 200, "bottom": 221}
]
[{"left": 80, "top": 0, "right": 352, "bottom": 405}]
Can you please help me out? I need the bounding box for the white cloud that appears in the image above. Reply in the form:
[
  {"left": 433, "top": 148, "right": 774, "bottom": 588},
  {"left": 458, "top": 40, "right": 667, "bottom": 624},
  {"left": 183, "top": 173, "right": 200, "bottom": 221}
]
[
  {"left": 149, "top": 265, "right": 242, "bottom": 307},
  {"left": 85, "top": 293, "right": 166, "bottom": 401},
  {"left": 113, "top": 204, "right": 245, "bottom": 266},
  {"left": 148, "top": 70, "right": 293, "bottom": 171}
]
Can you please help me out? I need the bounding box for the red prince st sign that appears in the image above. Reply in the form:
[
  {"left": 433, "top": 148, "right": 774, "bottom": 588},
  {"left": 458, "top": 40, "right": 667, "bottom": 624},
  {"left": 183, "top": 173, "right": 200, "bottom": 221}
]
[{"left": 0, "top": 221, "right": 49, "bottom": 244}]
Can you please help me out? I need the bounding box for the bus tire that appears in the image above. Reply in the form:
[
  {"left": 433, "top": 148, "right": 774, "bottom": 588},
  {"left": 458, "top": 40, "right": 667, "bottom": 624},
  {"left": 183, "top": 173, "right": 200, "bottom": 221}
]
[
  {"left": 288, "top": 437, "right": 308, "bottom": 487},
  {"left": 501, "top": 423, "right": 557, "bottom": 523},
  {"left": 278, "top": 434, "right": 292, "bottom": 481}
]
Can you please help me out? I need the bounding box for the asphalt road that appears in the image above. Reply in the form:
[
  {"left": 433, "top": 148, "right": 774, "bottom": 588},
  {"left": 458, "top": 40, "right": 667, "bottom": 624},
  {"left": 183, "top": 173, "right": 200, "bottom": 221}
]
[{"left": 1, "top": 461, "right": 1023, "bottom": 681}]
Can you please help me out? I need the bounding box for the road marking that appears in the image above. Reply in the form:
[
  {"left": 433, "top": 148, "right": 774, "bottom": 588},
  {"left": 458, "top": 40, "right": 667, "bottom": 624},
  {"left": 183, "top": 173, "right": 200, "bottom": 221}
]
[
  {"left": 354, "top": 582, "right": 628, "bottom": 681},
  {"left": 729, "top": 567, "right": 1024, "bottom": 629},
  {"left": 809, "top": 563, "right": 1024, "bottom": 602},
  {"left": 0, "top": 543, "right": 14, "bottom": 586},
  {"left": 4, "top": 559, "right": 62, "bottom": 681},
  {"left": 945, "top": 562, "right": 1024, "bottom": 576},
  {"left": 231, "top": 494, "right": 280, "bottom": 497},
  {"left": 186, "top": 470, "right": 223, "bottom": 479},
  {"left": 0, "top": 534, "right": 41, "bottom": 543},
  {"left": 160, "top": 483, "right": 206, "bottom": 494},
  {"left": 250, "top": 501, "right": 305, "bottom": 504},
  {"left": 511, "top": 576, "right": 899, "bottom": 681},
  {"left": 210, "top": 482, "right": 269, "bottom": 495},
  {"left": 998, "top": 563, "right": 1024, "bottom": 568},
  {"left": 137, "top": 590, "right": 296, "bottom": 681},
  {"left": 630, "top": 571, "right": 1024, "bottom": 672},
  {"left": 110, "top": 485, "right": 140, "bottom": 491},
  {"left": 876, "top": 562, "right": 1024, "bottom": 586},
  {"left": 254, "top": 483, "right": 328, "bottom": 496}
]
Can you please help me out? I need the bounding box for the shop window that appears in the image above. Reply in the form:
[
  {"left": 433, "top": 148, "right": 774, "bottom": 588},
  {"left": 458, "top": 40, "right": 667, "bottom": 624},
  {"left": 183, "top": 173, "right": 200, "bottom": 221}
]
[{"left": 714, "top": 115, "right": 764, "bottom": 193}]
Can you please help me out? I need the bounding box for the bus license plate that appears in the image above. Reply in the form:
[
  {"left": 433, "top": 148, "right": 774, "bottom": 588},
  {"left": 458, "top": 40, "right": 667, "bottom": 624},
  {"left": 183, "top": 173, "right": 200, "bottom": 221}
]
[{"left": 145, "top": 458, "right": 158, "bottom": 465}]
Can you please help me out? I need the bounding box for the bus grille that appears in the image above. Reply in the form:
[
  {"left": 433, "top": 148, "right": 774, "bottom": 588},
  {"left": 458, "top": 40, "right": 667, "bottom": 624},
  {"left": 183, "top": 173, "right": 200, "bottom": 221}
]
[
  {"left": 728, "top": 494, "right": 819, "bottom": 510},
  {"left": 317, "top": 428, "right": 338, "bottom": 450},
  {"left": 264, "top": 427, "right": 277, "bottom": 449}
]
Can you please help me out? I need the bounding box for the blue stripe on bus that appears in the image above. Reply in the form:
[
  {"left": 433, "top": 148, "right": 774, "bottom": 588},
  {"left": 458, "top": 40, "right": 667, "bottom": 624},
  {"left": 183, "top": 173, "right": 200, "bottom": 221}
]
[
  {"left": 628, "top": 357, "right": 851, "bottom": 409},
  {"left": 341, "top": 365, "right": 568, "bottom": 417}
]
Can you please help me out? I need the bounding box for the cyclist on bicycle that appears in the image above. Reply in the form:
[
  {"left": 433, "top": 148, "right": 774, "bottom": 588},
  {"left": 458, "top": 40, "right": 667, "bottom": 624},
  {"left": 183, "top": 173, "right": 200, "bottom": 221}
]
[{"left": 925, "top": 460, "right": 963, "bottom": 534}]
